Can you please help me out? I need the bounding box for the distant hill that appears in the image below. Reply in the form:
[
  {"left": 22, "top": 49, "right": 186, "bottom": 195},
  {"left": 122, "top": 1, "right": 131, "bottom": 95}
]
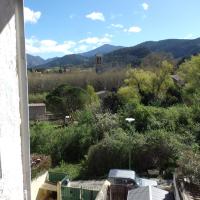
[
  {"left": 26, "top": 54, "right": 45, "bottom": 68},
  {"left": 37, "top": 54, "right": 90, "bottom": 69},
  {"left": 136, "top": 38, "right": 200, "bottom": 58},
  {"left": 26, "top": 54, "right": 59, "bottom": 68},
  {"left": 30, "top": 44, "right": 122, "bottom": 68},
  {"left": 80, "top": 44, "right": 123, "bottom": 57},
  {"left": 103, "top": 38, "right": 200, "bottom": 66},
  {"left": 27, "top": 37, "right": 200, "bottom": 69}
]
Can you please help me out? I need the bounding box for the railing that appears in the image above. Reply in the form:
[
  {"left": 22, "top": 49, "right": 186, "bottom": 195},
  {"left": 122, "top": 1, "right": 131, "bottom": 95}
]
[
  {"left": 46, "top": 171, "right": 99, "bottom": 199},
  {"left": 61, "top": 186, "right": 99, "bottom": 200},
  {"left": 173, "top": 173, "right": 183, "bottom": 200},
  {"left": 60, "top": 177, "right": 99, "bottom": 200},
  {"left": 47, "top": 171, "right": 68, "bottom": 184}
]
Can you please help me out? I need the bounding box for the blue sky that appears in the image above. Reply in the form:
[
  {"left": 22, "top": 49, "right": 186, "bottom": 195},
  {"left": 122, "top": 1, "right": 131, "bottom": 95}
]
[{"left": 24, "top": 0, "right": 200, "bottom": 59}]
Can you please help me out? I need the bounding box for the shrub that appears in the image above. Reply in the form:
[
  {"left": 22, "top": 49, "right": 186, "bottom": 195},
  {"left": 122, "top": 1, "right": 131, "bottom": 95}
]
[
  {"left": 102, "top": 92, "right": 123, "bottom": 113},
  {"left": 46, "top": 84, "right": 89, "bottom": 118},
  {"left": 178, "top": 149, "right": 200, "bottom": 184},
  {"left": 29, "top": 92, "right": 47, "bottom": 103}
]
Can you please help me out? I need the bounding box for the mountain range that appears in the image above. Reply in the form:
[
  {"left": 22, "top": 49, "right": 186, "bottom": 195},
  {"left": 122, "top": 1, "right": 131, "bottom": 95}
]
[{"left": 27, "top": 38, "right": 200, "bottom": 69}]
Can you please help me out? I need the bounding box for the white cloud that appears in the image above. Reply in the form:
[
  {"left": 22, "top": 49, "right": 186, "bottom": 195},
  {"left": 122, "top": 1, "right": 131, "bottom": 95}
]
[
  {"left": 111, "top": 24, "right": 124, "bottom": 29},
  {"left": 104, "top": 33, "right": 113, "bottom": 38},
  {"left": 142, "top": 3, "right": 149, "bottom": 11},
  {"left": 74, "top": 45, "right": 89, "bottom": 53},
  {"left": 26, "top": 34, "right": 113, "bottom": 55},
  {"left": 26, "top": 37, "right": 76, "bottom": 55},
  {"left": 86, "top": 12, "right": 105, "bottom": 21},
  {"left": 79, "top": 35, "right": 111, "bottom": 45},
  {"left": 124, "top": 26, "right": 142, "bottom": 33},
  {"left": 24, "top": 7, "right": 41, "bottom": 24}
]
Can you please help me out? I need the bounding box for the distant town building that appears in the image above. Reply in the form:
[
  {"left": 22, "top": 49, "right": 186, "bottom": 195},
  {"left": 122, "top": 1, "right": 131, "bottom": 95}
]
[{"left": 95, "top": 54, "right": 104, "bottom": 73}]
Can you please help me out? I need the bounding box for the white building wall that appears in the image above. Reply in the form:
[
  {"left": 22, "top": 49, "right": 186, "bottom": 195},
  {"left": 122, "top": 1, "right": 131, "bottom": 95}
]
[{"left": 0, "top": 0, "right": 30, "bottom": 199}]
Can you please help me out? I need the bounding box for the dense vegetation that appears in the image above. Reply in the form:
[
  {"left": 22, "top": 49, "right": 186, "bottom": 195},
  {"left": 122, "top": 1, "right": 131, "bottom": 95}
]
[
  {"left": 28, "top": 69, "right": 126, "bottom": 94},
  {"left": 30, "top": 55, "right": 200, "bottom": 183}
]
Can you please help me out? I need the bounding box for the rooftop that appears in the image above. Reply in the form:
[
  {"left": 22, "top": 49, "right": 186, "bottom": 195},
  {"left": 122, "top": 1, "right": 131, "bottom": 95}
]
[
  {"left": 108, "top": 169, "right": 136, "bottom": 181},
  {"left": 29, "top": 103, "right": 46, "bottom": 107},
  {"left": 127, "top": 186, "right": 172, "bottom": 200}
]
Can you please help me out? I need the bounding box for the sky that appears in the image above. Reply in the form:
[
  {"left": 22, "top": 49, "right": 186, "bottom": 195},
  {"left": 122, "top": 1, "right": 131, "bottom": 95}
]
[{"left": 24, "top": 0, "right": 200, "bottom": 59}]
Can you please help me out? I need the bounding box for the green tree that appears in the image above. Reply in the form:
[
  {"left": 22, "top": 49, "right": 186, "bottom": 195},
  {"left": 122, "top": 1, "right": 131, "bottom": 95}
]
[
  {"left": 102, "top": 92, "right": 123, "bottom": 113},
  {"left": 178, "top": 149, "right": 200, "bottom": 184},
  {"left": 46, "top": 84, "right": 89, "bottom": 117},
  {"left": 178, "top": 54, "right": 200, "bottom": 103},
  {"left": 118, "top": 61, "right": 174, "bottom": 105},
  {"left": 86, "top": 85, "right": 100, "bottom": 106}
]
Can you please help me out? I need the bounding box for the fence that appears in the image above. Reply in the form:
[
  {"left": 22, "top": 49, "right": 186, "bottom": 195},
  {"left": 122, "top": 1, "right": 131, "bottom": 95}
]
[
  {"left": 61, "top": 186, "right": 99, "bottom": 200},
  {"left": 107, "top": 185, "right": 128, "bottom": 200},
  {"left": 47, "top": 171, "right": 68, "bottom": 184}
]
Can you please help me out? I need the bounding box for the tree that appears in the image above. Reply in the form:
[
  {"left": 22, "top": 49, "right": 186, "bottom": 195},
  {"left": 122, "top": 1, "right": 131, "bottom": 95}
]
[
  {"left": 102, "top": 92, "right": 123, "bottom": 113},
  {"left": 141, "top": 52, "right": 174, "bottom": 69},
  {"left": 178, "top": 54, "right": 200, "bottom": 103},
  {"left": 178, "top": 149, "right": 200, "bottom": 184},
  {"left": 46, "top": 84, "right": 89, "bottom": 117},
  {"left": 86, "top": 85, "right": 100, "bottom": 106},
  {"left": 118, "top": 61, "right": 174, "bottom": 105}
]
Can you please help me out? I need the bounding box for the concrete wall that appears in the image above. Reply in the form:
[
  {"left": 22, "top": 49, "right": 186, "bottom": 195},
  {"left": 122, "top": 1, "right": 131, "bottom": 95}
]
[
  {"left": 29, "top": 104, "right": 46, "bottom": 121},
  {"left": 0, "top": 0, "right": 30, "bottom": 199}
]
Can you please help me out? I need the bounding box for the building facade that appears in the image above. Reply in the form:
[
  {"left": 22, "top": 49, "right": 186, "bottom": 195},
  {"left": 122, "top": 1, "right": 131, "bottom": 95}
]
[{"left": 0, "top": 0, "right": 30, "bottom": 199}]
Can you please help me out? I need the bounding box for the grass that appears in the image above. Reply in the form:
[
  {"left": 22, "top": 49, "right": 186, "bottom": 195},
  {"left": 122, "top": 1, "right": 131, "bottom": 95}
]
[
  {"left": 50, "top": 162, "right": 83, "bottom": 180},
  {"left": 29, "top": 92, "right": 47, "bottom": 103}
]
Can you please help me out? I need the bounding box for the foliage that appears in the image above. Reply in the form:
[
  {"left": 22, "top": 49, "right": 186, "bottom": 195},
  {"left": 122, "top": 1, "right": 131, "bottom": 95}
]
[
  {"left": 141, "top": 52, "right": 174, "bottom": 69},
  {"left": 50, "top": 162, "right": 82, "bottom": 180},
  {"left": 86, "top": 85, "right": 100, "bottom": 107},
  {"left": 30, "top": 122, "right": 94, "bottom": 166},
  {"left": 85, "top": 130, "right": 129, "bottom": 177},
  {"left": 46, "top": 84, "right": 89, "bottom": 117},
  {"left": 119, "top": 61, "right": 174, "bottom": 105},
  {"left": 30, "top": 54, "right": 200, "bottom": 180},
  {"left": 31, "top": 154, "right": 52, "bottom": 179},
  {"left": 28, "top": 69, "right": 126, "bottom": 93},
  {"left": 178, "top": 149, "right": 200, "bottom": 184},
  {"left": 133, "top": 130, "right": 182, "bottom": 173},
  {"left": 29, "top": 92, "right": 47, "bottom": 103},
  {"left": 102, "top": 92, "right": 123, "bottom": 113},
  {"left": 178, "top": 54, "right": 200, "bottom": 103},
  {"left": 85, "top": 128, "right": 182, "bottom": 177}
]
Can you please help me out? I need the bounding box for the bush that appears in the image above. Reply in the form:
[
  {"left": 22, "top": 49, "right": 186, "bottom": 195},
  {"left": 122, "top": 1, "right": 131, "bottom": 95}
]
[
  {"left": 178, "top": 149, "right": 200, "bottom": 184},
  {"left": 46, "top": 84, "right": 89, "bottom": 118},
  {"left": 31, "top": 154, "right": 51, "bottom": 179},
  {"left": 29, "top": 92, "right": 47, "bottom": 103},
  {"left": 85, "top": 133, "right": 129, "bottom": 178},
  {"left": 102, "top": 92, "right": 123, "bottom": 113},
  {"left": 50, "top": 162, "right": 82, "bottom": 180},
  {"left": 132, "top": 130, "right": 182, "bottom": 173},
  {"left": 30, "top": 122, "right": 94, "bottom": 166}
]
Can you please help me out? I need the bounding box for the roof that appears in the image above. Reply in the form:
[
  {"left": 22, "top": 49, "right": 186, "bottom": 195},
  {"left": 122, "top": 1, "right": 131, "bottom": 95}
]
[
  {"left": 29, "top": 103, "right": 46, "bottom": 107},
  {"left": 136, "top": 178, "right": 158, "bottom": 187},
  {"left": 108, "top": 169, "right": 136, "bottom": 181},
  {"left": 127, "top": 186, "right": 171, "bottom": 200}
]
